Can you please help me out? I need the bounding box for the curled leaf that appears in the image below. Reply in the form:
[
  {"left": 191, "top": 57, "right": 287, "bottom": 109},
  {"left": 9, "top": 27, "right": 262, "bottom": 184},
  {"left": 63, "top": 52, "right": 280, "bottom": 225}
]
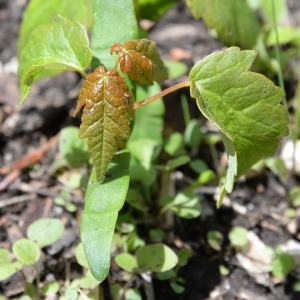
[
  {"left": 75, "top": 66, "right": 134, "bottom": 180},
  {"left": 110, "top": 38, "right": 168, "bottom": 84}
]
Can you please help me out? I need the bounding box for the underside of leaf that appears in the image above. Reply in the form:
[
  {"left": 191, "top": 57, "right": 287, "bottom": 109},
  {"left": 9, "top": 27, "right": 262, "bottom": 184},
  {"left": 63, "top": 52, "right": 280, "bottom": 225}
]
[
  {"left": 75, "top": 66, "right": 134, "bottom": 181},
  {"left": 110, "top": 38, "right": 168, "bottom": 84},
  {"left": 189, "top": 47, "right": 289, "bottom": 202}
]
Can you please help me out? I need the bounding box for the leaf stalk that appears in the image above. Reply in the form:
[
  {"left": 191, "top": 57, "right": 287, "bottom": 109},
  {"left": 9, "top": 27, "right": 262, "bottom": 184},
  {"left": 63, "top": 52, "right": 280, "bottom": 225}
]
[{"left": 133, "top": 81, "right": 191, "bottom": 110}]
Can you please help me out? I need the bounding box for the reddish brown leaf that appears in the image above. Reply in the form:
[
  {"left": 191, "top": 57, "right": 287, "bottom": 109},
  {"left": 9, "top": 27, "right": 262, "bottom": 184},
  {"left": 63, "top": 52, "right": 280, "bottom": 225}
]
[
  {"left": 75, "top": 66, "right": 134, "bottom": 181},
  {"left": 110, "top": 38, "right": 168, "bottom": 85}
]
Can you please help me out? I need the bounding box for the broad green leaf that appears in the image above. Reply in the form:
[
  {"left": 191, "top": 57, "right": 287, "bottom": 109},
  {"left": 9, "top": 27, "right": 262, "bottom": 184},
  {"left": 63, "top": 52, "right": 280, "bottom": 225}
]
[
  {"left": 128, "top": 84, "right": 164, "bottom": 187},
  {"left": 186, "top": 0, "right": 260, "bottom": 48},
  {"left": 75, "top": 66, "right": 134, "bottom": 181},
  {"left": 111, "top": 39, "right": 168, "bottom": 85},
  {"left": 115, "top": 253, "right": 138, "bottom": 273},
  {"left": 91, "top": 0, "right": 139, "bottom": 70},
  {"left": 266, "top": 26, "right": 296, "bottom": 46},
  {"left": 129, "top": 83, "right": 165, "bottom": 144},
  {"left": 12, "top": 239, "right": 41, "bottom": 265},
  {"left": 128, "top": 139, "right": 160, "bottom": 169},
  {"left": 18, "top": 0, "right": 92, "bottom": 51},
  {"left": 259, "top": 0, "right": 288, "bottom": 25},
  {"left": 59, "top": 126, "right": 89, "bottom": 167},
  {"left": 0, "top": 248, "right": 22, "bottom": 280},
  {"left": 18, "top": 15, "right": 92, "bottom": 102},
  {"left": 136, "top": 0, "right": 178, "bottom": 20},
  {"left": 136, "top": 243, "right": 178, "bottom": 272},
  {"left": 189, "top": 47, "right": 289, "bottom": 204},
  {"left": 27, "top": 218, "right": 64, "bottom": 248},
  {"left": 81, "top": 151, "right": 130, "bottom": 282}
]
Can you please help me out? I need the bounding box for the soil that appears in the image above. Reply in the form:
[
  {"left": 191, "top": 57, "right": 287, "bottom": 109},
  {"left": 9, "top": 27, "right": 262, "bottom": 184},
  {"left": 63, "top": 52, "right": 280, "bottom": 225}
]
[{"left": 1, "top": 1, "right": 300, "bottom": 299}]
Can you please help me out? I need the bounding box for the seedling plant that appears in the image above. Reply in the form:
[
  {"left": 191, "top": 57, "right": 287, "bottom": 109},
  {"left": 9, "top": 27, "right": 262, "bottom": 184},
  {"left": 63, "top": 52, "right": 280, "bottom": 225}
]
[{"left": 12, "top": 0, "right": 291, "bottom": 293}]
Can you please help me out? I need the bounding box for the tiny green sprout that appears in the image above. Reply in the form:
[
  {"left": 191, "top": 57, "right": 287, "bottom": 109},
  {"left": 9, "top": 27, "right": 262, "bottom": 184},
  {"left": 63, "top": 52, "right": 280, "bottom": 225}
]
[
  {"left": 229, "top": 226, "right": 248, "bottom": 248},
  {"left": 271, "top": 252, "right": 297, "bottom": 279},
  {"left": 207, "top": 230, "right": 224, "bottom": 251}
]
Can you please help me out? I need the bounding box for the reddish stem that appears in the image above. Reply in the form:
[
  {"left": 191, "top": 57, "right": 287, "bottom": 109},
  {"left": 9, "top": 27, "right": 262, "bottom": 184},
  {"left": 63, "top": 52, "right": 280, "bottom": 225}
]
[{"left": 133, "top": 80, "right": 191, "bottom": 110}]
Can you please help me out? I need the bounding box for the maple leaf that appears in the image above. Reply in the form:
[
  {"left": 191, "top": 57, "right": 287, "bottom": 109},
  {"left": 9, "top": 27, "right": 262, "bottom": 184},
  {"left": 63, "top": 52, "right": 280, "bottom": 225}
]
[
  {"left": 110, "top": 38, "right": 168, "bottom": 85},
  {"left": 75, "top": 66, "right": 134, "bottom": 181}
]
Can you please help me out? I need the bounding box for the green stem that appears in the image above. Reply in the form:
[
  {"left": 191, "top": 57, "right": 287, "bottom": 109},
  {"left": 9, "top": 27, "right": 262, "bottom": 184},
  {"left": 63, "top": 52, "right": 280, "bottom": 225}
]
[
  {"left": 271, "top": 0, "right": 287, "bottom": 109},
  {"left": 133, "top": 81, "right": 191, "bottom": 110}
]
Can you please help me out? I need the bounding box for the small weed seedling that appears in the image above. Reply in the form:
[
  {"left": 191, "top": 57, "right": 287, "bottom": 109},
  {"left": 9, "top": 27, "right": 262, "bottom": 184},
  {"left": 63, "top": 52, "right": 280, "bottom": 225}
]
[
  {"left": 16, "top": 0, "right": 289, "bottom": 286},
  {"left": 0, "top": 218, "right": 64, "bottom": 298}
]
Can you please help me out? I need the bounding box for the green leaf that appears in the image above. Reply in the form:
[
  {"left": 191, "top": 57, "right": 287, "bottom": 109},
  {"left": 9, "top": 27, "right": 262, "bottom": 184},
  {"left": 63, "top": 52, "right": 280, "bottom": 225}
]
[
  {"left": 189, "top": 159, "right": 208, "bottom": 174},
  {"left": 18, "top": 15, "right": 92, "bottom": 102},
  {"left": 207, "top": 230, "right": 223, "bottom": 251},
  {"left": 164, "top": 61, "right": 188, "bottom": 79},
  {"left": 126, "top": 188, "right": 148, "bottom": 212},
  {"left": 27, "top": 218, "right": 64, "bottom": 248},
  {"left": 184, "top": 119, "right": 202, "bottom": 149},
  {"left": 137, "top": 0, "right": 178, "bottom": 20},
  {"left": 289, "top": 187, "right": 300, "bottom": 207},
  {"left": 59, "top": 126, "right": 89, "bottom": 167},
  {"left": 165, "top": 155, "right": 190, "bottom": 171},
  {"left": 18, "top": 0, "right": 92, "bottom": 51},
  {"left": 228, "top": 226, "right": 248, "bottom": 248},
  {"left": 129, "top": 83, "right": 165, "bottom": 144},
  {"left": 111, "top": 39, "right": 168, "bottom": 84},
  {"left": 81, "top": 151, "right": 130, "bottom": 282},
  {"left": 40, "top": 282, "right": 60, "bottom": 296},
  {"left": 259, "top": 0, "right": 288, "bottom": 24},
  {"left": 177, "top": 248, "right": 193, "bottom": 267},
  {"left": 169, "top": 193, "right": 201, "bottom": 219},
  {"left": 75, "top": 271, "right": 100, "bottom": 289},
  {"left": 189, "top": 47, "right": 289, "bottom": 204},
  {"left": 136, "top": 243, "right": 178, "bottom": 272},
  {"left": 75, "top": 243, "right": 89, "bottom": 269},
  {"left": 186, "top": 0, "right": 260, "bottom": 48},
  {"left": 170, "top": 281, "right": 185, "bottom": 294},
  {"left": 13, "top": 239, "right": 41, "bottom": 265},
  {"left": 164, "top": 133, "right": 185, "bottom": 157},
  {"left": 115, "top": 253, "right": 138, "bottom": 273},
  {"left": 128, "top": 139, "right": 161, "bottom": 169},
  {"left": 91, "top": 0, "right": 138, "bottom": 70},
  {"left": 271, "top": 253, "right": 297, "bottom": 279},
  {"left": 266, "top": 26, "right": 296, "bottom": 46},
  {"left": 75, "top": 66, "right": 134, "bottom": 181},
  {"left": 264, "top": 157, "right": 288, "bottom": 182},
  {"left": 0, "top": 248, "right": 22, "bottom": 280}
]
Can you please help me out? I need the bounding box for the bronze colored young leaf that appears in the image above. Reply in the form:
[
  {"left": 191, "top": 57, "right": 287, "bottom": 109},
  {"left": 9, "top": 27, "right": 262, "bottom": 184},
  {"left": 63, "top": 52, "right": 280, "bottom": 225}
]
[
  {"left": 110, "top": 38, "right": 168, "bottom": 85},
  {"left": 75, "top": 66, "right": 134, "bottom": 181}
]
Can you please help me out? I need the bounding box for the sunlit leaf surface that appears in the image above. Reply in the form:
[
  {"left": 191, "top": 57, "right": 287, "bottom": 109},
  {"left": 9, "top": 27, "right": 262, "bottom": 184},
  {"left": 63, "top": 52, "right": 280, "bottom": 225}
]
[
  {"left": 111, "top": 38, "right": 168, "bottom": 84},
  {"left": 189, "top": 47, "right": 289, "bottom": 204},
  {"left": 75, "top": 66, "right": 134, "bottom": 180}
]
